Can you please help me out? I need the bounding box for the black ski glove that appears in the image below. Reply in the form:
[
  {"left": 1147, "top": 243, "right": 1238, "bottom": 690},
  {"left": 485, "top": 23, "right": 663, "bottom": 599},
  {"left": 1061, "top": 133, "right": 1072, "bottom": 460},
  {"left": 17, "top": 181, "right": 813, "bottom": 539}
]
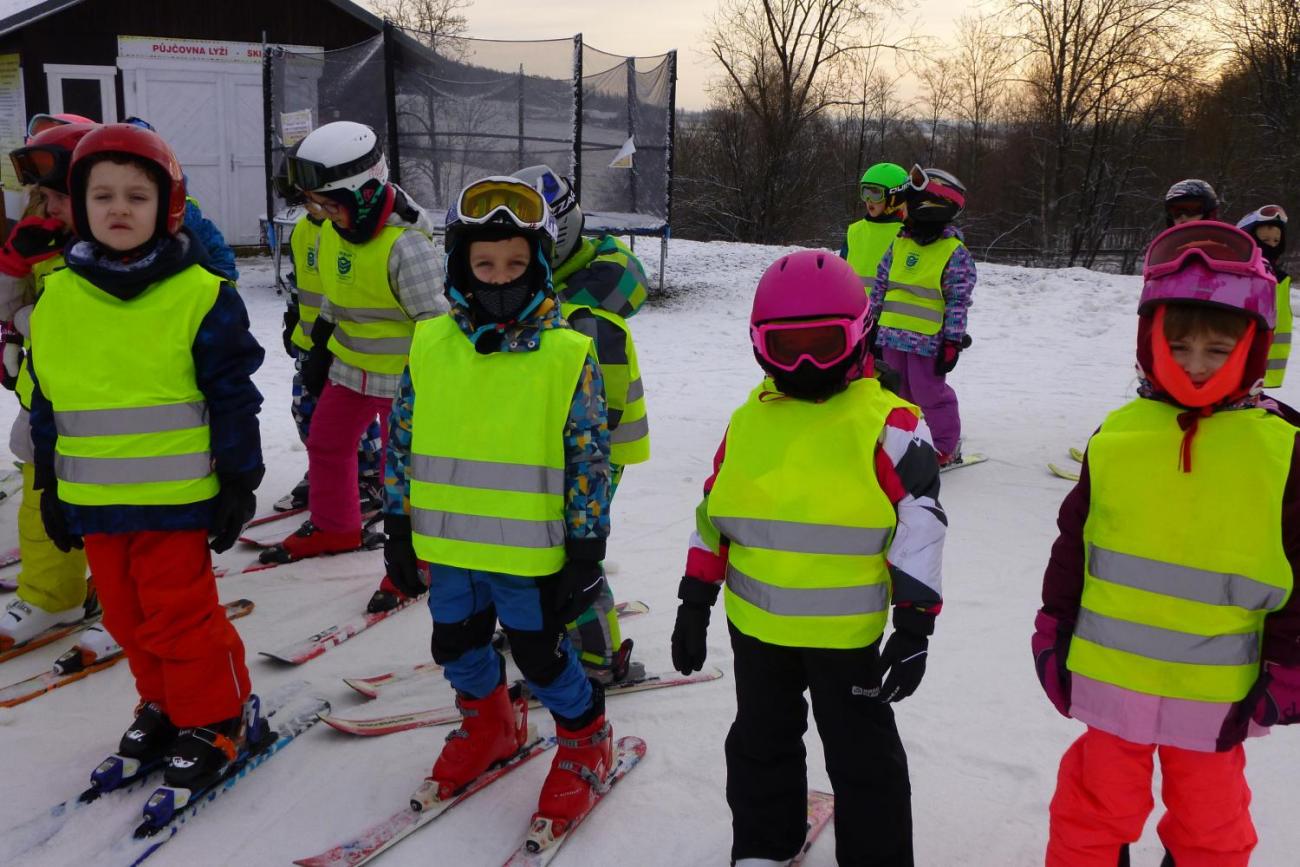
[
  {"left": 301, "top": 318, "right": 336, "bottom": 398},
  {"left": 37, "top": 474, "right": 81, "bottom": 553},
  {"left": 282, "top": 305, "right": 300, "bottom": 357},
  {"left": 541, "top": 538, "right": 607, "bottom": 626},
  {"left": 934, "top": 333, "right": 972, "bottom": 376},
  {"left": 383, "top": 514, "right": 429, "bottom": 598},
  {"left": 209, "top": 470, "right": 261, "bottom": 553},
  {"left": 671, "top": 577, "right": 720, "bottom": 676},
  {"left": 878, "top": 607, "right": 935, "bottom": 703}
]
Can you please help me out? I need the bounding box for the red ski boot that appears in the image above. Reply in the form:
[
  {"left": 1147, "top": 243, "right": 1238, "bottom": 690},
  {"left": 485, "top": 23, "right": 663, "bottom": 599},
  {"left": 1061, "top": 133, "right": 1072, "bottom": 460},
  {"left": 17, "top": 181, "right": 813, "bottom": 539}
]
[
  {"left": 416, "top": 681, "right": 529, "bottom": 807},
  {"left": 264, "top": 521, "right": 360, "bottom": 564},
  {"left": 529, "top": 690, "right": 612, "bottom": 849}
]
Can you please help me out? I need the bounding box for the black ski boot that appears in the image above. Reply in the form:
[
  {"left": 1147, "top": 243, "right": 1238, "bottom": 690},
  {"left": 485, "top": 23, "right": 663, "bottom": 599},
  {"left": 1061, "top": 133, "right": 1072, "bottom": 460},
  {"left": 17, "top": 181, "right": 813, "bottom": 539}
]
[
  {"left": 1118, "top": 844, "right": 1130, "bottom": 867},
  {"left": 274, "top": 474, "right": 309, "bottom": 512},
  {"left": 587, "top": 638, "right": 645, "bottom": 686},
  {"left": 83, "top": 701, "right": 178, "bottom": 800},
  {"left": 162, "top": 695, "right": 269, "bottom": 791}
]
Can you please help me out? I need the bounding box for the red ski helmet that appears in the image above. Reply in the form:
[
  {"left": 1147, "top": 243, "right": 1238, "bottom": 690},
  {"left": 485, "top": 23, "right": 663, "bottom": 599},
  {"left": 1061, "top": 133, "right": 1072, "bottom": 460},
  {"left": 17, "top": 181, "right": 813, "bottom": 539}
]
[
  {"left": 68, "top": 123, "right": 187, "bottom": 240},
  {"left": 9, "top": 122, "right": 98, "bottom": 194}
]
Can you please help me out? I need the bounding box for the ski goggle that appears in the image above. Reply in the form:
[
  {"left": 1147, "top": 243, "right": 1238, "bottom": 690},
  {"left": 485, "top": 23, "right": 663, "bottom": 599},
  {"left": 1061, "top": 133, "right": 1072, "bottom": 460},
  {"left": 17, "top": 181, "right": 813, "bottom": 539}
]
[
  {"left": 9, "top": 145, "right": 67, "bottom": 190},
  {"left": 25, "top": 114, "right": 71, "bottom": 142},
  {"left": 1144, "top": 221, "right": 1268, "bottom": 280},
  {"left": 455, "top": 177, "right": 550, "bottom": 229},
  {"left": 860, "top": 183, "right": 888, "bottom": 204},
  {"left": 1165, "top": 200, "right": 1206, "bottom": 219},
  {"left": 751, "top": 311, "right": 869, "bottom": 372},
  {"left": 533, "top": 167, "right": 578, "bottom": 216},
  {"left": 286, "top": 146, "right": 382, "bottom": 191},
  {"left": 1239, "top": 204, "right": 1288, "bottom": 226},
  {"left": 907, "top": 163, "right": 965, "bottom": 208}
]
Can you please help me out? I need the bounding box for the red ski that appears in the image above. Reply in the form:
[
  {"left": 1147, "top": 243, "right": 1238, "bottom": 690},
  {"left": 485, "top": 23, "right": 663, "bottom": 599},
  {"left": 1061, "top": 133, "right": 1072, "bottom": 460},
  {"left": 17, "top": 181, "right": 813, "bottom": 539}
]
[
  {"left": 236, "top": 507, "right": 307, "bottom": 547},
  {"left": 792, "top": 791, "right": 835, "bottom": 864},
  {"left": 501, "top": 735, "right": 646, "bottom": 864},
  {"left": 0, "top": 599, "right": 254, "bottom": 708},
  {"left": 259, "top": 595, "right": 422, "bottom": 665},
  {"left": 321, "top": 667, "right": 722, "bottom": 736}
]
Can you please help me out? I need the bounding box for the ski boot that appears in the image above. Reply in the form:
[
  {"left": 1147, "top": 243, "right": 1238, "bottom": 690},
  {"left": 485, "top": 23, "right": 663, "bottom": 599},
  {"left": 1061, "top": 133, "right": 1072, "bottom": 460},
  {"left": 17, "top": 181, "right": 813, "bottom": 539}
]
[
  {"left": 527, "top": 684, "right": 612, "bottom": 852},
  {"left": 938, "top": 437, "right": 964, "bottom": 470},
  {"left": 260, "top": 520, "right": 361, "bottom": 565},
  {"left": 586, "top": 638, "right": 645, "bottom": 686},
  {"left": 138, "top": 694, "right": 271, "bottom": 834},
  {"left": 54, "top": 623, "right": 123, "bottom": 675},
  {"left": 366, "top": 575, "right": 416, "bottom": 614},
  {"left": 81, "top": 701, "right": 179, "bottom": 802},
  {"left": 412, "top": 681, "right": 530, "bottom": 810},
  {"left": 274, "top": 474, "right": 309, "bottom": 512},
  {"left": 358, "top": 475, "right": 384, "bottom": 516},
  {"left": 0, "top": 597, "right": 86, "bottom": 651}
]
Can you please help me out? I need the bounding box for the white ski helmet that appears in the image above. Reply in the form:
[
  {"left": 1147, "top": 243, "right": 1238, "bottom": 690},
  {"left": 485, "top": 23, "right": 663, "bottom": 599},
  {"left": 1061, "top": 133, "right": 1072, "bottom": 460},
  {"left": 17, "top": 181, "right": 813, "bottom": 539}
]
[
  {"left": 288, "top": 121, "right": 388, "bottom": 193},
  {"left": 512, "top": 164, "right": 583, "bottom": 266}
]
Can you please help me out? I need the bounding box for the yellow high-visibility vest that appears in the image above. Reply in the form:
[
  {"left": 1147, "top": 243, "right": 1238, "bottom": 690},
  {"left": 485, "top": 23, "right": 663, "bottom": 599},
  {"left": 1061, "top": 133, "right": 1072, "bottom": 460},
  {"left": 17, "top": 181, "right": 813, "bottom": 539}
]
[
  {"left": 879, "top": 236, "right": 961, "bottom": 336},
  {"left": 318, "top": 221, "right": 413, "bottom": 375}
]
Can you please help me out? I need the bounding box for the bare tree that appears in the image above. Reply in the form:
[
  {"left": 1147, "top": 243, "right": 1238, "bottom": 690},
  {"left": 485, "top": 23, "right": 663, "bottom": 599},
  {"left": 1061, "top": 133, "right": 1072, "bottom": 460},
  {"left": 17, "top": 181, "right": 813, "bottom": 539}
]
[
  {"left": 914, "top": 54, "right": 956, "bottom": 166},
  {"left": 705, "top": 0, "right": 901, "bottom": 243},
  {"left": 952, "top": 14, "right": 1013, "bottom": 187},
  {"left": 1007, "top": 0, "right": 1202, "bottom": 255},
  {"left": 369, "top": 0, "right": 470, "bottom": 51}
]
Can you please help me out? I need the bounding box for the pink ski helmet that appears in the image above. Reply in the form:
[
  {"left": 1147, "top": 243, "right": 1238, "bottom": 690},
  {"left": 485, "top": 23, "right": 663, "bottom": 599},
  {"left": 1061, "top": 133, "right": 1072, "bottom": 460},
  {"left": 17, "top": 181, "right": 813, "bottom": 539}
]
[{"left": 750, "top": 251, "right": 871, "bottom": 375}]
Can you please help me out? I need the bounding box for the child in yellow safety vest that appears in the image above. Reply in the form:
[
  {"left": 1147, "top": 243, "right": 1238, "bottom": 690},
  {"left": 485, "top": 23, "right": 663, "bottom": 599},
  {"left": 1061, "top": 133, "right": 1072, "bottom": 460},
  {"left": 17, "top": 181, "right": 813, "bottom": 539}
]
[
  {"left": 1034, "top": 221, "right": 1300, "bottom": 867},
  {"left": 511, "top": 164, "right": 650, "bottom": 684},
  {"left": 672, "top": 250, "right": 948, "bottom": 865},
  {"left": 841, "top": 161, "right": 907, "bottom": 289},
  {"left": 0, "top": 121, "right": 96, "bottom": 653},
  {"left": 1236, "top": 204, "right": 1292, "bottom": 388},
  {"left": 868, "top": 164, "right": 975, "bottom": 466},
  {"left": 383, "top": 176, "right": 616, "bottom": 843},
  {"left": 26, "top": 123, "right": 269, "bottom": 801}
]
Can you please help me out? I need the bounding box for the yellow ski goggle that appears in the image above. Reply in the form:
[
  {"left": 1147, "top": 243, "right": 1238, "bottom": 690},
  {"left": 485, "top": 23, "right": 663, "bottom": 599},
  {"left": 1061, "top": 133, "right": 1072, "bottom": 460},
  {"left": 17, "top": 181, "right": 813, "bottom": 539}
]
[{"left": 455, "top": 178, "right": 549, "bottom": 228}]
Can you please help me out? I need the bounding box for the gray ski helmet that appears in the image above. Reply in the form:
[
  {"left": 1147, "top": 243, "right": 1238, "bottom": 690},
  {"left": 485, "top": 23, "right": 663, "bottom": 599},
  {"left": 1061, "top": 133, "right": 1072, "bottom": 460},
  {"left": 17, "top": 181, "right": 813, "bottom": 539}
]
[
  {"left": 512, "top": 165, "right": 583, "bottom": 266},
  {"left": 1164, "top": 178, "right": 1219, "bottom": 222}
]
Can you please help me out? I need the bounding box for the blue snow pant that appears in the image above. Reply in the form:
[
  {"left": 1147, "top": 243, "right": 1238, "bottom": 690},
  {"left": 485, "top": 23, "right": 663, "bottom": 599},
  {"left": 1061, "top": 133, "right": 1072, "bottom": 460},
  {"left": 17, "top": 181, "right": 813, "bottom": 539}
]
[
  {"left": 290, "top": 351, "right": 383, "bottom": 482},
  {"left": 427, "top": 564, "right": 593, "bottom": 722}
]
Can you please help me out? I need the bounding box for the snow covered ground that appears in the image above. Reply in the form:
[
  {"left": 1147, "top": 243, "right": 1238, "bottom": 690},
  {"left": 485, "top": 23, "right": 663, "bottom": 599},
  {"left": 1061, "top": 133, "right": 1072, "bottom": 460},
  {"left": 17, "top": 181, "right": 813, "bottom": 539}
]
[{"left": 1, "top": 239, "right": 1298, "bottom": 866}]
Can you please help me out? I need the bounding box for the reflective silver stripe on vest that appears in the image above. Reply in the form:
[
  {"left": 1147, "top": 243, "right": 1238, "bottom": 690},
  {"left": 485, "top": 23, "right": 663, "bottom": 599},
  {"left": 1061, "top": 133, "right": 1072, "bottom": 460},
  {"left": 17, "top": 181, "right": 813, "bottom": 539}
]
[
  {"left": 860, "top": 275, "right": 872, "bottom": 287},
  {"left": 1090, "top": 545, "right": 1287, "bottom": 611},
  {"left": 881, "top": 300, "right": 943, "bottom": 323},
  {"left": 887, "top": 281, "right": 944, "bottom": 301},
  {"left": 298, "top": 290, "right": 324, "bottom": 308},
  {"left": 333, "top": 329, "right": 412, "bottom": 355},
  {"left": 1274, "top": 332, "right": 1292, "bottom": 345},
  {"left": 611, "top": 414, "right": 649, "bottom": 444},
  {"left": 412, "top": 508, "right": 564, "bottom": 549},
  {"left": 1075, "top": 609, "right": 1259, "bottom": 667},
  {"left": 1267, "top": 357, "right": 1287, "bottom": 370},
  {"left": 54, "top": 401, "right": 208, "bottom": 438},
  {"left": 726, "top": 563, "right": 888, "bottom": 617},
  {"left": 625, "top": 377, "right": 644, "bottom": 403},
  {"left": 332, "top": 304, "right": 410, "bottom": 324},
  {"left": 712, "top": 516, "right": 889, "bottom": 556},
  {"left": 411, "top": 455, "right": 563, "bottom": 495},
  {"left": 56, "top": 451, "right": 212, "bottom": 485}
]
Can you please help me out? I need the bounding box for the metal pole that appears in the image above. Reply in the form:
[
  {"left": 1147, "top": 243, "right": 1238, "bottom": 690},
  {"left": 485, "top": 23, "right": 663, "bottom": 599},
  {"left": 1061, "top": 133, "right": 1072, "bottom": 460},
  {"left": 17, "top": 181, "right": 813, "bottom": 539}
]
[
  {"left": 517, "top": 63, "right": 525, "bottom": 169},
  {"left": 262, "top": 32, "right": 275, "bottom": 254},
  {"left": 572, "top": 34, "right": 583, "bottom": 199},
  {"left": 626, "top": 56, "right": 637, "bottom": 215},
  {"left": 383, "top": 21, "right": 402, "bottom": 186},
  {"left": 662, "top": 50, "right": 677, "bottom": 292}
]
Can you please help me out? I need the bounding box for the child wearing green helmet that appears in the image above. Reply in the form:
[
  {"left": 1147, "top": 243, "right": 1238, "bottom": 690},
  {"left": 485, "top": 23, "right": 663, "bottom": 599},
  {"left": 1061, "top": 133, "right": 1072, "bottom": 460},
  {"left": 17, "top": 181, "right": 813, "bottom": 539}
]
[{"left": 841, "top": 162, "right": 908, "bottom": 288}]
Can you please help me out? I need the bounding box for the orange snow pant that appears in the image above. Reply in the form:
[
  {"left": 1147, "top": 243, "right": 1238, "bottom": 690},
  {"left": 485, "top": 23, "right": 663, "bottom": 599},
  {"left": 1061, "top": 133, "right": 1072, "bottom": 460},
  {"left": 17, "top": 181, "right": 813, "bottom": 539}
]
[
  {"left": 1047, "top": 727, "right": 1256, "bottom": 867},
  {"left": 85, "top": 529, "right": 250, "bottom": 727}
]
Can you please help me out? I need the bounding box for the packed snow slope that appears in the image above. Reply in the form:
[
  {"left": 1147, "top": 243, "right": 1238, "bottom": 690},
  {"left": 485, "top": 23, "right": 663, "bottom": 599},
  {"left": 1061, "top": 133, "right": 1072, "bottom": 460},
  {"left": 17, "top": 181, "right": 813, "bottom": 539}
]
[{"left": 1, "top": 239, "right": 1297, "bottom": 867}]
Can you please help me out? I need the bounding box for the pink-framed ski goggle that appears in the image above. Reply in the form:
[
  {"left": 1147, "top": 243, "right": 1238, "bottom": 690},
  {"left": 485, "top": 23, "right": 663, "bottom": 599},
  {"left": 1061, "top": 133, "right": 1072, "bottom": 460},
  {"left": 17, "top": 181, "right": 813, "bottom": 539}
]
[
  {"left": 751, "top": 309, "right": 870, "bottom": 372},
  {"left": 1143, "top": 221, "right": 1270, "bottom": 281}
]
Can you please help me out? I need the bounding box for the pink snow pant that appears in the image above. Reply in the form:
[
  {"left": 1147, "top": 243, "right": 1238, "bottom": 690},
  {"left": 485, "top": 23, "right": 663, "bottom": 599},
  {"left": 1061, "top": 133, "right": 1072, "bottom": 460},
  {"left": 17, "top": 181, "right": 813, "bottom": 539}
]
[
  {"left": 881, "top": 346, "right": 960, "bottom": 455},
  {"left": 306, "top": 381, "right": 393, "bottom": 534}
]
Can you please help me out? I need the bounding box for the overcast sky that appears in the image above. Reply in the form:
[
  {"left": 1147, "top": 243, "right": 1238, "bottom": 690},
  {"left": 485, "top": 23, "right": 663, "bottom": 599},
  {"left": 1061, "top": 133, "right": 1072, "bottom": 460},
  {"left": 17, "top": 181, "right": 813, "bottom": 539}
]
[{"left": 460, "top": 0, "right": 985, "bottom": 110}]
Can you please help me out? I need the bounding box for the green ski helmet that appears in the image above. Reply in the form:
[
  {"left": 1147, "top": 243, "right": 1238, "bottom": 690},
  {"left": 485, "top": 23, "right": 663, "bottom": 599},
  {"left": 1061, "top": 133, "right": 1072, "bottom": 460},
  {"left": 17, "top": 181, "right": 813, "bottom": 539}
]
[{"left": 859, "top": 162, "right": 908, "bottom": 210}]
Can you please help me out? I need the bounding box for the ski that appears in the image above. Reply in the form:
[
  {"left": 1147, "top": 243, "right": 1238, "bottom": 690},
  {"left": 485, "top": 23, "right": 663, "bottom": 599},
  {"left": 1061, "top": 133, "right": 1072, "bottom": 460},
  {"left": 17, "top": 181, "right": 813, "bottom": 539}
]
[
  {"left": 106, "top": 690, "right": 329, "bottom": 866},
  {"left": 791, "top": 791, "right": 835, "bottom": 865},
  {"left": 259, "top": 594, "right": 422, "bottom": 665},
  {"left": 244, "top": 528, "right": 385, "bottom": 573},
  {"left": 0, "top": 600, "right": 254, "bottom": 708},
  {"left": 0, "top": 609, "right": 102, "bottom": 664},
  {"left": 939, "top": 452, "right": 987, "bottom": 473},
  {"left": 0, "top": 467, "right": 26, "bottom": 502},
  {"left": 502, "top": 735, "right": 646, "bottom": 865},
  {"left": 0, "top": 546, "right": 25, "bottom": 584},
  {"left": 1047, "top": 462, "right": 1080, "bottom": 482},
  {"left": 236, "top": 506, "right": 306, "bottom": 546},
  {"left": 0, "top": 681, "right": 313, "bottom": 864},
  {"left": 342, "top": 600, "right": 652, "bottom": 698},
  {"left": 1069, "top": 446, "right": 1086, "bottom": 463},
  {"left": 293, "top": 735, "right": 556, "bottom": 867},
  {"left": 322, "top": 667, "right": 723, "bottom": 737}
]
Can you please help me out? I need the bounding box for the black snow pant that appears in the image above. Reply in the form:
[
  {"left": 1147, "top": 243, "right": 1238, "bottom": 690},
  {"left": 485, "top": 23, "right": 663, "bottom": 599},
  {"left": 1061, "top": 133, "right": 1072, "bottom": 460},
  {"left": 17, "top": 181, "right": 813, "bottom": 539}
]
[{"left": 726, "top": 622, "right": 913, "bottom": 867}]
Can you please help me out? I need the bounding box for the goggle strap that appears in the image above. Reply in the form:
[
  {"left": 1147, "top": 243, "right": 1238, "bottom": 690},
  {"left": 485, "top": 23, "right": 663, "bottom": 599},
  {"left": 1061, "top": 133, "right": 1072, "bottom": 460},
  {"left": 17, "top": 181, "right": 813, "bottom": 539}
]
[{"left": 290, "top": 147, "right": 381, "bottom": 189}]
